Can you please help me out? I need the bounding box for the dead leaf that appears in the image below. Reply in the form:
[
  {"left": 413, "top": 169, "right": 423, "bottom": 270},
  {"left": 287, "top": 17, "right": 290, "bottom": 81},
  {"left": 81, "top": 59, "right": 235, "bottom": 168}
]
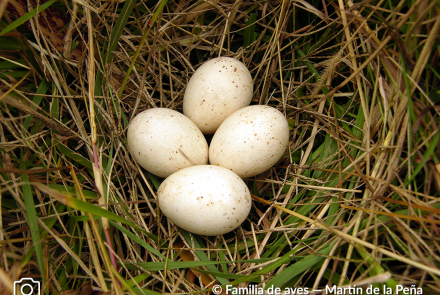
[{"left": 7, "top": 0, "right": 82, "bottom": 61}]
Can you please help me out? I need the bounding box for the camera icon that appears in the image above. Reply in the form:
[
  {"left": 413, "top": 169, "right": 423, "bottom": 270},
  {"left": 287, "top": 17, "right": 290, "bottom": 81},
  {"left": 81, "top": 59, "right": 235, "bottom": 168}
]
[{"left": 14, "top": 278, "right": 40, "bottom": 295}]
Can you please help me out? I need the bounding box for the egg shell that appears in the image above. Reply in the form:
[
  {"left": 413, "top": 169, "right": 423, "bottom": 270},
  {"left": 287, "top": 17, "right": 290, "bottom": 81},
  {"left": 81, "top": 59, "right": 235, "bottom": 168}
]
[
  {"left": 209, "top": 105, "right": 289, "bottom": 178},
  {"left": 127, "top": 108, "right": 208, "bottom": 178},
  {"left": 183, "top": 57, "right": 253, "bottom": 134},
  {"left": 157, "top": 165, "right": 252, "bottom": 236}
]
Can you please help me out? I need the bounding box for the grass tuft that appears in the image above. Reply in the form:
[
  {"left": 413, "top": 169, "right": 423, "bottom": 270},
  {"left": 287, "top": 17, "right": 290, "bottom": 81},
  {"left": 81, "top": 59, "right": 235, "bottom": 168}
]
[{"left": 1, "top": 0, "right": 440, "bottom": 294}]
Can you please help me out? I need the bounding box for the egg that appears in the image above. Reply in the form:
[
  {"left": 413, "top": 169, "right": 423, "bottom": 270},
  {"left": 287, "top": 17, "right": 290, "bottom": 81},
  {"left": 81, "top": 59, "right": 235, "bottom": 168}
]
[
  {"left": 209, "top": 105, "right": 289, "bottom": 178},
  {"left": 127, "top": 108, "right": 208, "bottom": 178},
  {"left": 183, "top": 57, "right": 253, "bottom": 134},
  {"left": 157, "top": 165, "right": 252, "bottom": 236}
]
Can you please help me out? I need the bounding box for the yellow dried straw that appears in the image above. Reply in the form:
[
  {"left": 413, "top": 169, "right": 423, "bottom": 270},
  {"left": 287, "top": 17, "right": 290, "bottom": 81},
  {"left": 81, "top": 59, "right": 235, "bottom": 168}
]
[{"left": 251, "top": 194, "right": 440, "bottom": 277}]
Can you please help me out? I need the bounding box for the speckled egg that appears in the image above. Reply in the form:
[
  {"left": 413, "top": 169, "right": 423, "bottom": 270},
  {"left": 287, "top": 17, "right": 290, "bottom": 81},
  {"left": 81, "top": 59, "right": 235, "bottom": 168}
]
[
  {"left": 183, "top": 57, "right": 253, "bottom": 134},
  {"left": 157, "top": 165, "right": 252, "bottom": 236},
  {"left": 209, "top": 105, "right": 289, "bottom": 178},
  {"left": 127, "top": 108, "right": 208, "bottom": 178}
]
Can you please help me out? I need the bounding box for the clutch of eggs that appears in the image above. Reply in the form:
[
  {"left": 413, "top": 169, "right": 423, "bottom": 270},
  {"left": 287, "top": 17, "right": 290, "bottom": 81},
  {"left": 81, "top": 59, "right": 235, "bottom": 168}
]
[{"left": 127, "top": 57, "right": 291, "bottom": 236}]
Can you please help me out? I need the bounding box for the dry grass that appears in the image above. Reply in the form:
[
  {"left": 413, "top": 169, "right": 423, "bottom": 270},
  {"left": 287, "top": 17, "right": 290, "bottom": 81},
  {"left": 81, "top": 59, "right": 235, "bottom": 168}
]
[{"left": 1, "top": 0, "right": 440, "bottom": 294}]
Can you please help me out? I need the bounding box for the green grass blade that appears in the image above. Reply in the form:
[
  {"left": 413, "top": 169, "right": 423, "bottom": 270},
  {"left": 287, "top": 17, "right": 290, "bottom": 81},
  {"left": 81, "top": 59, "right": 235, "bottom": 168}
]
[
  {"left": 34, "top": 183, "right": 138, "bottom": 229},
  {"left": 0, "top": 0, "right": 57, "bottom": 37},
  {"left": 49, "top": 183, "right": 97, "bottom": 199},
  {"left": 405, "top": 130, "right": 440, "bottom": 186},
  {"left": 118, "top": 0, "right": 168, "bottom": 97},
  {"left": 135, "top": 258, "right": 273, "bottom": 272},
  {"left": 244, "top": 13, "right": 257, "bottom": 48},
  {"left": 119, "top": 272, "right": 162, "bottom": 295},
  {"left": 357, "top": 246, "right": 398, "bottom": 290},
  {"left": 125, "top": 272, "right": 150, "bottom": 289},
  {"left": 265, "top": 243, "right": 334, "bottom": 288},
  {"left": 106, "top": 0, "right": 137, "bottom": 66},
  {"left": 55, "top": 142, "right": 93, "bottom": 170},
  {"left": 23, "top": 79, "right": 50, "bottom": 131},
  {"left": 194, "top": 268, "right": 260, "bottom": 282},
  {"left": 20, "top": 166, "right": 46, "bottom": 280},
  {"left": 181, "top": 231, "right": 229, "bottom": 285},
  {"left": 110, "top": 220, "right": 165, "bottom": 259},
  {"left": 111, "top": 267, "right": 140, "bottom": 295},
  {"left": 147, "top": 172, "right": 161, "bottom": 190},
  {"left": 0, "top": 58, "right": 27, "bottom": 70},
  {"left": 18, "top": 212, "right": 58, "bottom": 270},
  {"left": 95, "top": 0, "right": 137, "bottom": 96},
  {"left": 224, "top": 248, "right": 299, "bottom": 288}
]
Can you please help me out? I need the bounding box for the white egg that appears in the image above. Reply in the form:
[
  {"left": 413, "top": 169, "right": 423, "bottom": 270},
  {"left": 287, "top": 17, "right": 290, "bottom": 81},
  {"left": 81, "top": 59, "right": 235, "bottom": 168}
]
[
  {"left": 183, "top": 57, "right": 253, "bottom": 134},
  {"left": 127, "top": 108, "right": 208, "bottom": 178},
  {"left": 209, "top": 105, "right": 289, "bottom": 178},
  {"left": 157, "top": 165, "right": 252, "bottom": 236}
]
